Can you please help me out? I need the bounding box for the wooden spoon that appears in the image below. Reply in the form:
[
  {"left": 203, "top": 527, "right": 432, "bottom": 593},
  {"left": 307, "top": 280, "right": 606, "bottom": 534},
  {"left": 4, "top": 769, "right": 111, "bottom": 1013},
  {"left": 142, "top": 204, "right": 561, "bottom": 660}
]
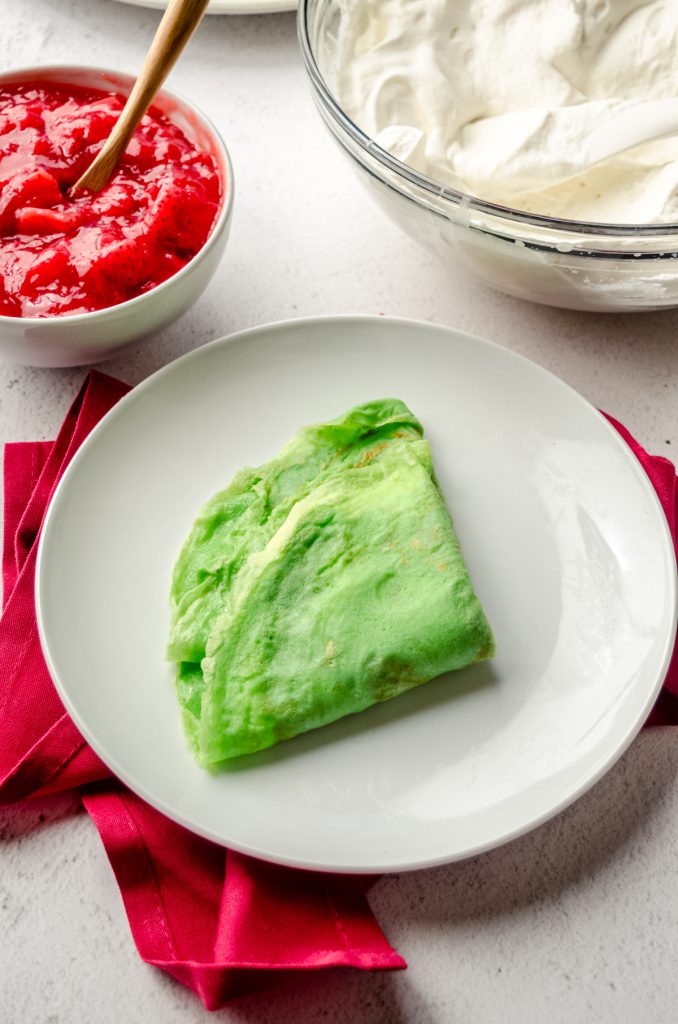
[{"left": 72, "top": 0, "right": 211, "bottom": 195}]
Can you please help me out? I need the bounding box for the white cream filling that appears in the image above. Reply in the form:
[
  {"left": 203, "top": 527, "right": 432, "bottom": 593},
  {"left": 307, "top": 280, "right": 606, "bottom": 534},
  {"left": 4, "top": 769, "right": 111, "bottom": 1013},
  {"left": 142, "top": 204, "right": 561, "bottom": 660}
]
[{"left": 333, "top": 0, "right": 678, "bottom": 223}]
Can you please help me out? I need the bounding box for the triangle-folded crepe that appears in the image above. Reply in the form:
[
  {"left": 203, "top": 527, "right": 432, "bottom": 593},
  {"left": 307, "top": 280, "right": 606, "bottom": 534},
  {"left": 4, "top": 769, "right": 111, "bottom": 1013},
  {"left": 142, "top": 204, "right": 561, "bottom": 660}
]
[{"left": 169, "top": 399, "right": 494, "bottom": 765}]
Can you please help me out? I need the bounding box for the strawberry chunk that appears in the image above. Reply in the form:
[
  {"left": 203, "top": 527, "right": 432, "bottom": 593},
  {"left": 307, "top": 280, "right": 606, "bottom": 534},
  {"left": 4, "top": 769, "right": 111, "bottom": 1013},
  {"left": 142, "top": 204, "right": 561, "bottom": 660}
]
[
  {"left": 76, "top": 232, "right": 152, "bottom": 305},
  {"left": 89, "top": 182, "right": 139, "bottom": 219},
  {"left": 23, "top": 244, "right": 72, "bottom": 290},
  {"left": 44, "top": 97, "right": 121, "bottom": 160},
  {"left": 15, "top": 206, "right": 74, "bottom": 235},
  {"left": 0, "top": 167, "right": 62, "bottom": 232},
  {"left": 145, "top": 175, "right": 217, "bottom": 252}
]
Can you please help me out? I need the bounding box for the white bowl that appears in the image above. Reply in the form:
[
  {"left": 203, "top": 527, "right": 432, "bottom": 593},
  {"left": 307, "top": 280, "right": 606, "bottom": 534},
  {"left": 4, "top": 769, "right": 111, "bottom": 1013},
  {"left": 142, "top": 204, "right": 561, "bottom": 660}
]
[{"left": 0, "top": 66, "right": 234, "bottom": 367}]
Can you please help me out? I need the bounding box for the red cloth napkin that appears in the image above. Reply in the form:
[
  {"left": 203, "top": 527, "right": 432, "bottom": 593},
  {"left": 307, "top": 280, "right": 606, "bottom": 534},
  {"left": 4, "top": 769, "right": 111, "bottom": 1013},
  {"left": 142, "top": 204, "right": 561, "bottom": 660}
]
[
  {"left": 0, "top": 373, "right": 675, "bottom": 1009},
  {"left": 0, "top": 372, "right": 405, "bottom": 1011},
  {"left": 603, "top": 414, "right": 678, "bottom": 725}
]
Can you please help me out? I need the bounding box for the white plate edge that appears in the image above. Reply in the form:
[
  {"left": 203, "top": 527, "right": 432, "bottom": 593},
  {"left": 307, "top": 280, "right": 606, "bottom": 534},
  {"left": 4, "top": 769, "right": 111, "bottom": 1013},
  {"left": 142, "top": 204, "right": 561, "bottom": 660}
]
[{"left": 113, "top": 0, "right": 296, "bottom": 14}]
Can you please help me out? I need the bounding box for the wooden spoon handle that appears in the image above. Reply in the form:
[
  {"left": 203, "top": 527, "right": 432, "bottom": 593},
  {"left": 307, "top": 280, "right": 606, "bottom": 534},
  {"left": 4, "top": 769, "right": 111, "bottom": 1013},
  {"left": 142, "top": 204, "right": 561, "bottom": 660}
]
[{"left": 73, "top": 0, "right": 211, "bottom": 194}]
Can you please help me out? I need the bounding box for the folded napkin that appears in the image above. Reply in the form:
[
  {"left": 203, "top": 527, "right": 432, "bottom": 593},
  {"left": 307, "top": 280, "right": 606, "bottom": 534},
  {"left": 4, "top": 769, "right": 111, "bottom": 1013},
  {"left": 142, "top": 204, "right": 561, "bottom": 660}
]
[
  {"left": 0, "top": 372, "right": 405, "bottom": 1011},
  {"left": 0, "top": 372, "right": 675, "bottom": 1009},
  {"left": 603, "top": 414, "right": 678, "bottom": 726}
]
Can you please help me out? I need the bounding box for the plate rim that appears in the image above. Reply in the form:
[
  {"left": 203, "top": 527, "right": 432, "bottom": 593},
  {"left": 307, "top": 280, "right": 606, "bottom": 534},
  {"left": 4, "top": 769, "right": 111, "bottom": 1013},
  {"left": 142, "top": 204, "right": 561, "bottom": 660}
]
[
  {"left": 113, "top": 0, "right": 296, "bottom": 14},
  {"left": 35, "top": 314, "right": 678, "bottom": 872}
]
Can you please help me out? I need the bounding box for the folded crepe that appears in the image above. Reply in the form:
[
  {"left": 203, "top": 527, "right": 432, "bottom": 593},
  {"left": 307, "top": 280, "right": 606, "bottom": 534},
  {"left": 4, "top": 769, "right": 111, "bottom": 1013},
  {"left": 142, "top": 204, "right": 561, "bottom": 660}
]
[{"left": 168, "top": 399, "right": 494, "bottom": 766}]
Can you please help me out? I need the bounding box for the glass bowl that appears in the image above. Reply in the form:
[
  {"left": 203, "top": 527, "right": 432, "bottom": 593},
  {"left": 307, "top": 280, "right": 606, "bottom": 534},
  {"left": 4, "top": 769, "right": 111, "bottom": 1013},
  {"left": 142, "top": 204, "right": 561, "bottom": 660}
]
[{"left": 298, "top": 0, "right": 678, "bottom": 313}]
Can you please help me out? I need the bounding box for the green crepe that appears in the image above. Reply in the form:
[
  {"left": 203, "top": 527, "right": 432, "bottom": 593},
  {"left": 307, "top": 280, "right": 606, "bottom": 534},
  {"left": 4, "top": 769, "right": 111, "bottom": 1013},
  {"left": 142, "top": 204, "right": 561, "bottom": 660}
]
[{"left": 169, "top": 399, "right": 494, "bottom": 766}]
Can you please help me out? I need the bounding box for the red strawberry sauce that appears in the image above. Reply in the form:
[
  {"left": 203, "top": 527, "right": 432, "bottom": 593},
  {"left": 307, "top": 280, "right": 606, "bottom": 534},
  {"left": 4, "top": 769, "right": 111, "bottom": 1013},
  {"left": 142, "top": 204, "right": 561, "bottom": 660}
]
[{"left": 0, "top": 81, "right": 222, "bottom": 317}]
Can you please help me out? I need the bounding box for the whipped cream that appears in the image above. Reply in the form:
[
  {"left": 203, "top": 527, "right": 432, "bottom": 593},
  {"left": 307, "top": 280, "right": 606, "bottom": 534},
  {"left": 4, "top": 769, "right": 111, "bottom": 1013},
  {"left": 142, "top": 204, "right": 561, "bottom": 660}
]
[{"left": 333, "top": 0, "right": 678, "bottom": 223}]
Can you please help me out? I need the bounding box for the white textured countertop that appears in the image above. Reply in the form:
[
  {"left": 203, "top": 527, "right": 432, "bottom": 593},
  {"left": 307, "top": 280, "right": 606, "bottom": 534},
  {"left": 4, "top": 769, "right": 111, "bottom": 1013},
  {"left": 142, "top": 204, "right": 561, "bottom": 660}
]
[{"left": 1, "top": 2, "right": 677, "bottom": 1021}]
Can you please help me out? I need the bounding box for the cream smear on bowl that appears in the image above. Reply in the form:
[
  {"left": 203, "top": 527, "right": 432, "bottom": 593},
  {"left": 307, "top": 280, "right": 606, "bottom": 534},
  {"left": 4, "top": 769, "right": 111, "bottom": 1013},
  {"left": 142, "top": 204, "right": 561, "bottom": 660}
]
[{"left": 334, "top": 0, "right": 678, "bottom": 224}]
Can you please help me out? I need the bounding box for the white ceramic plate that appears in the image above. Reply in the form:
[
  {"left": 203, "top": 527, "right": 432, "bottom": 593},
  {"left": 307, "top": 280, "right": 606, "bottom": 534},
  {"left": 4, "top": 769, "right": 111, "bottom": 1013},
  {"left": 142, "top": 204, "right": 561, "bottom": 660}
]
[
  {"left": 36, "top": 317, "right": 676, "bottom": 873},
  {"left": 114, "top": 0, "right": 295, "bottom": 13}
]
